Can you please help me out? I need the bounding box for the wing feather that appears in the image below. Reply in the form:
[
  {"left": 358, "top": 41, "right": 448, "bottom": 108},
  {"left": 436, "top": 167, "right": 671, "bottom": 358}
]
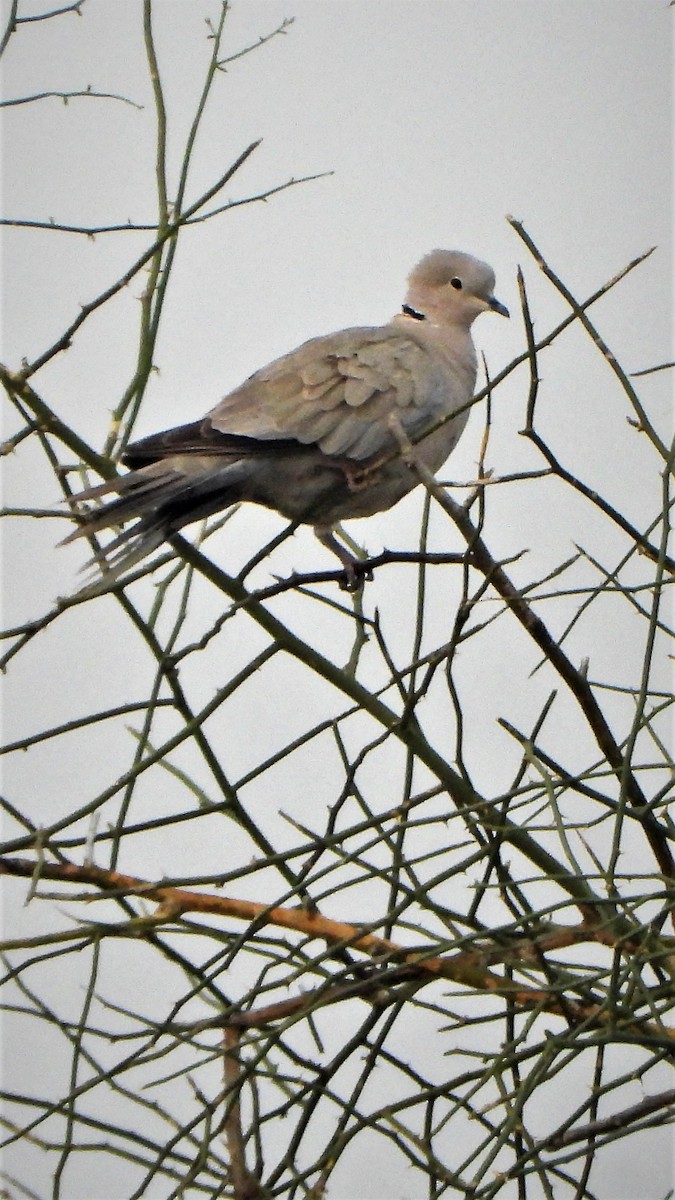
[{"left": 208, "top": 326, "right": 448, "bottom": 461}]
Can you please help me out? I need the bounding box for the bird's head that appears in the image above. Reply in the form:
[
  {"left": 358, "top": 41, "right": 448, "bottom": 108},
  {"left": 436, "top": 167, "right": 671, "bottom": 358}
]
[{"left": 404, "top": 249, "right": 509, "bottom": 328}]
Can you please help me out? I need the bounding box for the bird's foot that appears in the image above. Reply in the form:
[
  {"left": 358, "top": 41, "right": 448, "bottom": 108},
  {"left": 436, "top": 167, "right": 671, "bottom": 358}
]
[{"left": 315, "top": 526, "right": 371, "bottom": 590}]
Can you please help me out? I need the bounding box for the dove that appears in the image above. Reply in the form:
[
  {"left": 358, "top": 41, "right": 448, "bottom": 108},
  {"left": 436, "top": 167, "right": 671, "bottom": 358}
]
[{"left": 64, "top": 249, "right": 508, "bottom": 585}]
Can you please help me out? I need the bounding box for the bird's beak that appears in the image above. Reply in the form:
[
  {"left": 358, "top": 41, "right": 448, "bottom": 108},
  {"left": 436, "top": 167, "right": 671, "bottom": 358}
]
[{"left": 488, "top": 296, "right": 510, "bottom": 318}]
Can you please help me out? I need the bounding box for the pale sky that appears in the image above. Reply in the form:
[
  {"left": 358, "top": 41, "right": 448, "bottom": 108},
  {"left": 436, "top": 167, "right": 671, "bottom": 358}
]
[{"left": 1, "top": 2, "right": 673, "bottom": 1197}]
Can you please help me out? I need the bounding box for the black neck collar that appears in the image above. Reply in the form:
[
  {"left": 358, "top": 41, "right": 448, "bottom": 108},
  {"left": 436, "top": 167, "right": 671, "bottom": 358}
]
[{"left": 402, "top": 304, "right": 425, "bottom": 321}]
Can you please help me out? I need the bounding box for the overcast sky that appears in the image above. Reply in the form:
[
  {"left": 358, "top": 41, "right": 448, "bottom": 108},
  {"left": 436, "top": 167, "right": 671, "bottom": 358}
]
[{"left": 2, "top": 2, "right": 673, "bottom": 1197}]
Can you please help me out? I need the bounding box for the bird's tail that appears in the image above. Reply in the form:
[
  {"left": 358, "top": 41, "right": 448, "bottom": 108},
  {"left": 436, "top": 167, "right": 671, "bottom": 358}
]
[{"left": 61, "top": 459, "right": 247, "bottom": 586}]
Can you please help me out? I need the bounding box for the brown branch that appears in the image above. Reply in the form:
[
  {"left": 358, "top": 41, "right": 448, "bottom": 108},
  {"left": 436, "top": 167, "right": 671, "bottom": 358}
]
[
  {"left": 2, "top": 856, "right": 672, "bottom": 1043},
  {"left": 223, "top": 1027, "right": 268, "bottom": 1199},
  {"left": 544, "top": 1088, "right": 675, "bottom": 1150}
]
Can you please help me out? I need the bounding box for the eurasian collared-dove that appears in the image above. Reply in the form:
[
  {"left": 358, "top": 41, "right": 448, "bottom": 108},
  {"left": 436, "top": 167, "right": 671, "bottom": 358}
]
[{"left": 64, "top": 249, "right": 508, "bottom": 584}]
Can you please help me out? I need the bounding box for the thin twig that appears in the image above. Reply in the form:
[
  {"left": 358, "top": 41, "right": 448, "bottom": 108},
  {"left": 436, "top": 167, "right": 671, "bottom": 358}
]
[
  {"left": 14, "top": 140, "right": 261, "bottom": 380},
  {"left": 0, "top": 88, "right": 142, "bottom": 108},
  {"left": 544, "top": 1088, "right": 675, "bottom": 1150},
  {"left": 387, "top": 419, "right": 675, "bottom": 885}
]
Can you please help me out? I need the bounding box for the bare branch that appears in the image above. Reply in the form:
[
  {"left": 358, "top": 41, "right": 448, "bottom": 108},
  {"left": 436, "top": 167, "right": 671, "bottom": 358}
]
[
  {"left": 13, "top": 140, "right": 261, "bottom": 380},
  {"left": 0, "top": 87, "right": 142, "bottom": 108}
]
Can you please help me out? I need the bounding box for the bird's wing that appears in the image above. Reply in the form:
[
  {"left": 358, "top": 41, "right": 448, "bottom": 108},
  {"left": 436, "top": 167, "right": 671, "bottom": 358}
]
[{"left": 205, "top": 326, "right": 451, "bottom": 462}]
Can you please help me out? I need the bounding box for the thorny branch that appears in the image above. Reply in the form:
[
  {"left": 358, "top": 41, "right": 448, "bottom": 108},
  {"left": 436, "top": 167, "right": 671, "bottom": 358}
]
[
  {"left": 2, "top": 855, "right": 674, "bottom": 1044},
  {"left": 2, "top": 4, "right": 673, "bottom": 1195}
]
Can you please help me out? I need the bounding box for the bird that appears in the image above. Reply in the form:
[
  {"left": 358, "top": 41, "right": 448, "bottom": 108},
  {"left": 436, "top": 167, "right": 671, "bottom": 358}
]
[{"left": 64, "top": 249, "right": 508, "bottom": 587}]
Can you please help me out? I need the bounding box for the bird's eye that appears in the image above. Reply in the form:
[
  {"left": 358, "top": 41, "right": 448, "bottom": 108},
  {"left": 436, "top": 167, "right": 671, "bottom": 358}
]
[{"left": 450, "top": 277, "right": 463, "bottom": 290}]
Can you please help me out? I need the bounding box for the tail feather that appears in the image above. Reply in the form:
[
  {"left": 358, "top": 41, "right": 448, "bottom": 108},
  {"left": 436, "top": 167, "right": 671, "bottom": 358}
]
[
  {"left": 77, "top": 527, "right": 166, "bottom": 591},
  {"left": 62, "top": 457, "right": 251, "bottom": 586},
  {"left": 62, "top": 467, "right": 185, "bottom": 544}
]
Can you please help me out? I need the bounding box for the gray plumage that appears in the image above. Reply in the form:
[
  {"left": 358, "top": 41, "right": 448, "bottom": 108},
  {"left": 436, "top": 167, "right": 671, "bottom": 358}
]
[{"left": 64, "top": 249, "right": 508, "bottom": 582}]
